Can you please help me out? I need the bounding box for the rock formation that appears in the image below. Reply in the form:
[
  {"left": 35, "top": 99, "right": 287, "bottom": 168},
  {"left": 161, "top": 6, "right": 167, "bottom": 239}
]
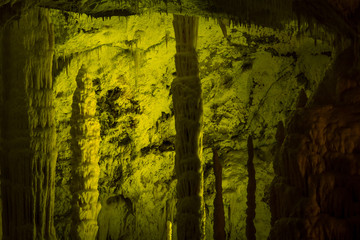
[
  {"left": 48, "top": 13, "right": 334, "bottom": 239},
  {"left": 213, "top": 148, "right": 226, "bottom": 240},
  {"left": 1, "top": 7, "right": 57, "bottom": 240},
  {"left": 1, "top": 1, "right": 351, "bottom": 239},
  {"left": 246, "top": 135, "right": 256, "bottom": 240},
  {"left": 70, "top": 65, "right": 101, "bottom": 239},
  {"left": 172, "top": 14, "right": 205, "bottom": 240},
  {"left": 269, "top": 47, "right": 360, "bottom": 240}
]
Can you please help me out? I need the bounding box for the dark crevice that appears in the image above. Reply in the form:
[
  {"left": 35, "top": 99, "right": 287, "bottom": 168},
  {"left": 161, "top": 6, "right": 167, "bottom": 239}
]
[{"left": 140, "top": 139, "right": 175, "bottom": 156}]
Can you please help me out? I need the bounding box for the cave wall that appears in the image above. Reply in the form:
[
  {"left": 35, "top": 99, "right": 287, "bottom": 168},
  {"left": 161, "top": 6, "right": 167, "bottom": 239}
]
[
  {"left": 50, "top": 10, "right": 334, "bottom": 240},
  {"left": 0, "top": 8, "right": 336, "bottom": 240},
  {"left": 198, "top": 23, "right": 333, "bottom": 240},
  {"left": 52, "top": 13, "right": 178, "bottom": 240},
  {"left": 269, "top": 47, "right": 360, "bottom": 240}
]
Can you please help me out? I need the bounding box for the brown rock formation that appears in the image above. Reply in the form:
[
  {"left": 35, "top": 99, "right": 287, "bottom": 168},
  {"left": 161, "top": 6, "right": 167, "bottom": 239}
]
[
  {"left": 269, "top": 48, "right": 360, "bottom": 240},
  {"left": 246, "top": 135, "right": 256, "bottom": 240}
]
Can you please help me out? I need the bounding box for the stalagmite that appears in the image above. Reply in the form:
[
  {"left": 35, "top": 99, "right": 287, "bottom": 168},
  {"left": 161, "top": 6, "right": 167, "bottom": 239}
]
[
  {"left": 167, "top": 221, "right": 172, "bottom": 240},
  {"left": 1, "top": 7, "right": 57, "bottom": 240},
  {"left": 70, "top": 65, "right": 101, "bottom": 240},
  {"left": 172, "top": 14, "right": 205, "bottom": 240},
  {"left": 0, "top": 28, "right": 3, "bottom": 240},
  {"left": 246, "top": 135, "right": 256, "bottom": 240},
  {"left": 213, "top": 149, "right": 225, "bottom": 240}
]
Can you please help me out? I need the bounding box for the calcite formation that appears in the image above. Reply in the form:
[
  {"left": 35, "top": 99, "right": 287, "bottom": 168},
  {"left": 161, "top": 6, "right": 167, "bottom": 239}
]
[
  {"left": 172, "top": 15, "right": 205, "bottom": 240},
  {"left": 49, "top": 12, "right": 333, "bottom": 239},
  {"left": 0, "top": 7, "right": 57, "bottom": 240},
  {"left": 70, "top": 66, "right": 101, "bottom": 239},
  {"left": 0, "top": 6, "right": 338, "bottom": 239},
  {"left": 269, "top": 48, "right": 360, "bottom": 240},
  {"left": 246, "top": 135, "right": 256, "bottom": 240},
  {"left": 213, "top": 148, "right": 225, "bottom": 240}
]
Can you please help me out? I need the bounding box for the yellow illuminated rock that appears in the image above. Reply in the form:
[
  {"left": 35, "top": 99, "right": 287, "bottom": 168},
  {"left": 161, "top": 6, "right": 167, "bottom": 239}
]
[
  {"left": 1, "top": 2, "right": 346, "bottom": 239},
  {"left": 70, "top": 65, "right": 101, "bottom": 240}
]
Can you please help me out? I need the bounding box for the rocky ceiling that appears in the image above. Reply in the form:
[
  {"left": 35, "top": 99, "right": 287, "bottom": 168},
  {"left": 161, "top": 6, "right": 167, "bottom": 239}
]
[{"left": 1, "top": 0, "right": 359, "bottom": 39}]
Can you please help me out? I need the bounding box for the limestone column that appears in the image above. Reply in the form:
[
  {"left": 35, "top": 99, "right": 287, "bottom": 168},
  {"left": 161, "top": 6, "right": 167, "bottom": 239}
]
[
  {"left": 246, "top": 135, "right": 256, "bottom": 240},
  {"left": 213, "top": 149, "right": 225, "bottom": 240},
  {"left": 172, "top": 14, "right": 205, "bottom": 240},
  {"left": 70, "top": 65, "right": 101, "bottom": 240},
  {"left": 1, "top": 7, "right": 57, "bottom": 240}
]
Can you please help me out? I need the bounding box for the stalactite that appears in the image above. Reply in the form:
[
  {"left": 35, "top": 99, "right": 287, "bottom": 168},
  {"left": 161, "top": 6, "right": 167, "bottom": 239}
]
[
  {"left": 217, "top": 18, "right": 228, "bottom": 38},
  {"left": 246, "top": 135, "right": 256, "bottom": 240},
  {"left": 172, "top": 14, "right": 204, "bottom": 240},
  {"left": 212, "top": 0, "right": 293, "bottom": 28},
  {"left": 1, "top": 7, "right": 57, "bottom": 240},
  {"left": 296, "top": 88, "right": 308, "bottom": 108},
  {"left": 213, "top": 148, "right": 225, "bottom": 240},
  {"left": 70, "top": 65, "right": 101, "bottom": 240}
]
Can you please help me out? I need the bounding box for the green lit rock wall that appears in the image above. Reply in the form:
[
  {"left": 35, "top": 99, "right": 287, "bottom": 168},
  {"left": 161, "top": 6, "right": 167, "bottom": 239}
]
[
  {"left": 197, "top": 19, "right": 333, "bottom": 240},
  {"left": 51, "top": 10, "right": 334, "bottom": 239},
  {"left": 52, "top": 12, "right": 177, "bottom": 239}
]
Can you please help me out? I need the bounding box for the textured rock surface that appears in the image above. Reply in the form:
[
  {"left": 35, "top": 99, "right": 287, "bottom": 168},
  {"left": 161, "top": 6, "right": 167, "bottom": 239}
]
[
  {"left": 52, "top": 13, "right": 177, "bottom": 239},
  {"left": 70, "top": 65, "right": 101, "bottom": 239},
  {"left": 269, "top": 48, "right": 360, "bottom": 239},
  {"left": 1, "top": 7, "right": 57, "bottom": 240},
  {"left": 50, "top": 10, "right": 334, "bottom": 239},
  {"left": 1, "top": 0, "right": 293, "bottom": 30},
  {"left": 172, "top": 15, "right": 204, "bottom": 240}
]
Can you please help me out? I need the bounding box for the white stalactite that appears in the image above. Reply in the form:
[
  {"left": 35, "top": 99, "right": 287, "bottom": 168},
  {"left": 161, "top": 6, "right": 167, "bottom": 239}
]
[
  {"left": 70, "top": 65, "right": 101, "bottom": 240},
  {"left": 172, "top": 14, "right": 205, "bottom": 240}
]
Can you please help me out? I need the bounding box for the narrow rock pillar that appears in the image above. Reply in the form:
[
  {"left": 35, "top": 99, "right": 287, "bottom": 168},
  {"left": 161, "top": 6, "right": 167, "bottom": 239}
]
[
  {"left": 213, "top": 149, "right": 226, "bottom": 240},
  {"left": 70, "top": 66, "right": 101, "bottom": 240},
  {"left": 246, "top": 135, "right": 256, "bottom": 240},
  {"left": 1, "top": 7, "right": 57, "bottom": 240},
  {"left": 0, "top": 27, "right": 4, "bottom": 240},
  {"left": 172, "top": 15, "right": 205, "bottom": 240}
]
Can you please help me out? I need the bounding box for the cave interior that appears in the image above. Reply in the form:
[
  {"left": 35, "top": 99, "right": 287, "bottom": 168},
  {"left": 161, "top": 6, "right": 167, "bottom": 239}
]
[{"left": 0, "top": 0, "right": 360, "bottom": 239}]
